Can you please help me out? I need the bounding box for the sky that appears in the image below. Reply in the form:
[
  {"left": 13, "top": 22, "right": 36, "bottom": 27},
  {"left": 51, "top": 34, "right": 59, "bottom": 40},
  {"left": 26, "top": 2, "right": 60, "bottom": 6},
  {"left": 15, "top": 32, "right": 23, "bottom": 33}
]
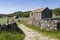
[{"left": 0, "top": 0, "right": 60, "bottom": 14}]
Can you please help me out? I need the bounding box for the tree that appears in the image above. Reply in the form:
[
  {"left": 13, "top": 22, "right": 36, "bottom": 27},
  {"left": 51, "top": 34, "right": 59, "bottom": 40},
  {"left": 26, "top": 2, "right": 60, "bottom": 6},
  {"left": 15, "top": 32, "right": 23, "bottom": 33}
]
[{"left": 53, "top": 8, "right": 60, "bottom": 16}]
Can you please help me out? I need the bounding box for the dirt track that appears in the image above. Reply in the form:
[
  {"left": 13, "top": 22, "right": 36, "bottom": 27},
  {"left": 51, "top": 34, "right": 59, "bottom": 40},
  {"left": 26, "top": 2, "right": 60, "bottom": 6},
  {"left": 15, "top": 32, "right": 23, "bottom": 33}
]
[{"left": 18, "top": 24, "right": 57, "bottom": 40}]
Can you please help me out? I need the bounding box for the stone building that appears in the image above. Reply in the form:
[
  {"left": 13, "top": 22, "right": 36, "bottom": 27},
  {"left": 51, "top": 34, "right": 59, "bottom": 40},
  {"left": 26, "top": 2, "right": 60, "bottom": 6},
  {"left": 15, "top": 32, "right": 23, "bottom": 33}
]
[{"left": 28, "top": 7, "right": 60, "bottom": 31}]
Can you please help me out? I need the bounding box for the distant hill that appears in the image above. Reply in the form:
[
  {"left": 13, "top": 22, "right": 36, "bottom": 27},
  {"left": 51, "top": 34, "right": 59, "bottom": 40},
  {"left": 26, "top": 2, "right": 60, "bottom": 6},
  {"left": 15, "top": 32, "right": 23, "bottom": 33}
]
[
  {"left": 8, "top": 11, "right": 31, "bottom": 17},
  {"left": 53, "top": 8, "right": 60, "bottom": 16},
  {"left": 0, "top": 14, "right": 8, "bottom": 17},
  {"left": 0, "top": 11, "right": 31, "bottom": 18}
]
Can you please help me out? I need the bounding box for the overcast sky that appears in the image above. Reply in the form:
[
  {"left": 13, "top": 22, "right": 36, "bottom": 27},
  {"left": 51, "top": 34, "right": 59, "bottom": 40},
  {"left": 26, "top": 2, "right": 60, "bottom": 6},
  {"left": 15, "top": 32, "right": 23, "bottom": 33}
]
[{"left": 0, "top": 0, "right": 60, "bottom": 14}]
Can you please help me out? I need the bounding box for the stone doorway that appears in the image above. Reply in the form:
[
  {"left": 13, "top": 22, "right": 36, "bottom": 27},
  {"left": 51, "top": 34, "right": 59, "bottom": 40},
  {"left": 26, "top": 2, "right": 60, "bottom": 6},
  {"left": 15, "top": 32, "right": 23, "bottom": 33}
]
[{"left": 57, "top": 22, "right": 60, "bottom": 30}]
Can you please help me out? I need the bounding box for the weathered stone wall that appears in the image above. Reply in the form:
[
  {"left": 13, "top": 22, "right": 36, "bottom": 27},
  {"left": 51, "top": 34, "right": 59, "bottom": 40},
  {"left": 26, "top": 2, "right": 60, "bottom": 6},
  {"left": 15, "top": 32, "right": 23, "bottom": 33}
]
[
  {"left": 0, "top": 22, "right": 23, "bottom": 33},
  {"left": 41, "top": 19, "right": 57, "bottom": 30},
  {"left": 28, "top": 18, "right": 60, "bottom": 31},
  {"left": 41, "top": 8, "right": 52, "bottom": 19}
]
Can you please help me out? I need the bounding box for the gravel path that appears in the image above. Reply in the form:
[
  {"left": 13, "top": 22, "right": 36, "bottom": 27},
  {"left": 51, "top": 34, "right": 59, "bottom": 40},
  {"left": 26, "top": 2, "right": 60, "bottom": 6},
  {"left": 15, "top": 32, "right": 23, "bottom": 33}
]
[{"left": 18, "top": 24, "right": 57, "bottom": 40}]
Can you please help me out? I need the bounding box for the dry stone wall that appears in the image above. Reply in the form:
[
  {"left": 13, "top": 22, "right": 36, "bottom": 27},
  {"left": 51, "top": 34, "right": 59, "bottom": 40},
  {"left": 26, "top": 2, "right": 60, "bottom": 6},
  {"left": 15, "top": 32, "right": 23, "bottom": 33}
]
[
  {"left": 0, "top": 22, "right": 24, "bottom": 33},
  {"left": 40, "top": 19, "right": 57, "bottom": 30},
  {"left": 28, "top": 18, "right": 60, "bottom": 31}
]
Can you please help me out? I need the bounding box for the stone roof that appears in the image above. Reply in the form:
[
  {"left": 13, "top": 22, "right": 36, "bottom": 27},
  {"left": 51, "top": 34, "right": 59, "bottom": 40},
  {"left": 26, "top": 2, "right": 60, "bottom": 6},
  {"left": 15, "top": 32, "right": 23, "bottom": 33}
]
[{"left": 31, "top": 7, "right": 48, "bottom": 13}]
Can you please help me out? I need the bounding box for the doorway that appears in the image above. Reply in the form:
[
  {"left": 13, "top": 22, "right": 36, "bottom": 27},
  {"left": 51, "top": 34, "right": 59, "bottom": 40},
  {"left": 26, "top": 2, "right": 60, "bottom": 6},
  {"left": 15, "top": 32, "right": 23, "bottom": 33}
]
[{"left": 57, "top": 22, "right": 60, "bottom": 30}]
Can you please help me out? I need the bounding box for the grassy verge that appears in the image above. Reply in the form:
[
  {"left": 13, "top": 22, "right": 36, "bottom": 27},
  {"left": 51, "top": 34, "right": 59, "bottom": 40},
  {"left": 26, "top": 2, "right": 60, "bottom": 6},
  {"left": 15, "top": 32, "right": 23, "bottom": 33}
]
[
  {"left": 0, "top": 31, "right": 25, "bottom": 40},
  {"left": 20, "top": 18, "right": 60, "bottom": 40}
]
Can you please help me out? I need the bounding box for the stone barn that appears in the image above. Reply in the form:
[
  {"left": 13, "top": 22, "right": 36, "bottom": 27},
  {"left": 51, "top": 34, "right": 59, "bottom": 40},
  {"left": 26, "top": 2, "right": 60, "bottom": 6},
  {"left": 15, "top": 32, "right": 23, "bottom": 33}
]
[{"left": 28, "top": 7, "right": 60, "bottom": 31}]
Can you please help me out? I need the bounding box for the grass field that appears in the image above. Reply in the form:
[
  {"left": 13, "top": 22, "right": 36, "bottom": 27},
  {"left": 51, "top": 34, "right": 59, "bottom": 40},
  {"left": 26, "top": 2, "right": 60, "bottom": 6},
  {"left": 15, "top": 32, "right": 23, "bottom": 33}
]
[
  {"left": 20, "top": 18, "right": 60, "bottom": 40},
  {"left": 0, "top": 31, "right": 25, "bottom": 40},
  {"left": 0, "top": 17, "right": 7, "bottom": 24},
  {"left": 0, "top": 17, "right": 25, "bottom": 40}
]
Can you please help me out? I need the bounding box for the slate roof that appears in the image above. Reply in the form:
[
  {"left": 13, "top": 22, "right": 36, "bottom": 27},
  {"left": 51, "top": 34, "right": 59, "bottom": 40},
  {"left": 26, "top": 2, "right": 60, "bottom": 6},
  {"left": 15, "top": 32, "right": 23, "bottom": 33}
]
[{"left": 31, "top": 7, "right": 48, "bottom": 13}]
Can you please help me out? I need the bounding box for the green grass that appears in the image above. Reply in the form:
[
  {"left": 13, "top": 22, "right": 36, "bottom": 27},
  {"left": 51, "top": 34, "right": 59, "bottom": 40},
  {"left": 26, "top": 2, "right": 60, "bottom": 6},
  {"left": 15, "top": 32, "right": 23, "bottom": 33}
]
[
  {"left": 53, "top": 14, "right": 60, "bottom": 18},
  {"left": 0, "top": 17, "right": 7, "bottom": 24},
  {"left": 20, "top": 18, "right": 60, "bottom": 40},
  {"left": 0, "top": 31, "right": 25, "bottom": 40}
]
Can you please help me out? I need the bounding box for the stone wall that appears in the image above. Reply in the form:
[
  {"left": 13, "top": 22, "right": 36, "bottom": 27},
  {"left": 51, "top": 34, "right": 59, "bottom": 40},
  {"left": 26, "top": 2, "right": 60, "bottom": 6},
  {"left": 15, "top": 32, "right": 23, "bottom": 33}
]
[
  {"left": 28, "top": 18, "right": 60, "bottom": 31},
  {"left": 41, "top": 8, "right": 52, "bottom": 19},
  {"left": 0, "top": 22, "right": 23, "bottom": 33},
  {"left": 41, "top": 19, "right": 57, "bottom": 30}
]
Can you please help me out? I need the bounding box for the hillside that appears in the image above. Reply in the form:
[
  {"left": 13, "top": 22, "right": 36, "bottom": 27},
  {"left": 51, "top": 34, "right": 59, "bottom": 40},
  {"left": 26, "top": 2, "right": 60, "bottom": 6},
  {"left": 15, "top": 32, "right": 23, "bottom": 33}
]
[
  {"left": 8, "top": 11, "right": 31, "bottom": 17},
  {"left": 0, "top": 11, "right": 31, "bottom": 18},
  {"left": 53, "top": 8, "right": 60, "bottom": 17}
]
